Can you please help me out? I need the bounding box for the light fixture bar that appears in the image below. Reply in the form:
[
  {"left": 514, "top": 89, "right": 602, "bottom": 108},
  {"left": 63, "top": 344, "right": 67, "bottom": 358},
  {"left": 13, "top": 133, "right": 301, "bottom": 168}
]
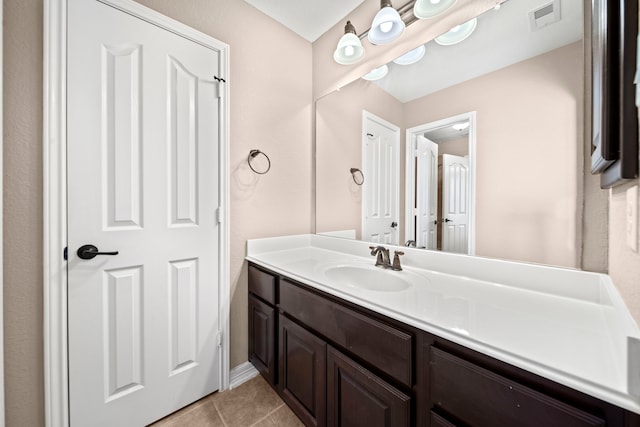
[{"left": 357, "top": 0, "right": 505, "bottom": 40}]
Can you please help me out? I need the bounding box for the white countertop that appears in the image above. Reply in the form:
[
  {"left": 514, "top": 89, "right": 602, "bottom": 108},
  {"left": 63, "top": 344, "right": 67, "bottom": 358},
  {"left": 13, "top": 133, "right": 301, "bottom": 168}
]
[{"left": 246, "top": 234, "right": 640, "bottom": 414}]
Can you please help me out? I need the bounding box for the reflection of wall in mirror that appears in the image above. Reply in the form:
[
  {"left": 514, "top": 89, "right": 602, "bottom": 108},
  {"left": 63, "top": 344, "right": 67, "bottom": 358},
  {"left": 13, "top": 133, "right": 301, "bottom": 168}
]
[
  {"left": 405, "top": 41, "right": 582, "bottom": 268},
  {"left": 318, "top": 41, "right": 582, "bottom": 268},
  {"left": 316, "top": 79, "right": 405, "bottom": 240}
]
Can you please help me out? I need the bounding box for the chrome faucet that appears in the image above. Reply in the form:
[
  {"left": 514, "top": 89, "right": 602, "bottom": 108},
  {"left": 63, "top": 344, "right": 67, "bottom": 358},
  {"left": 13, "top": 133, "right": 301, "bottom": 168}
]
[
  {"left": 405, "top": 240, "right": 416, "bottom": 247},
  {"left": 369, "top": 246, "right": 391, "bottom": 268}
]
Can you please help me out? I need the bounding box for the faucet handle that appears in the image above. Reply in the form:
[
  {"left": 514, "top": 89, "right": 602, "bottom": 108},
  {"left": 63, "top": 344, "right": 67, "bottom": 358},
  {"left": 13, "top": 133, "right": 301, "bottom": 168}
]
[
  {"left": 369, "top": 246, "right": 386, "bottom": 267},
  {"left": 392, "top": 251, "right": 405, "bottom": 271}
]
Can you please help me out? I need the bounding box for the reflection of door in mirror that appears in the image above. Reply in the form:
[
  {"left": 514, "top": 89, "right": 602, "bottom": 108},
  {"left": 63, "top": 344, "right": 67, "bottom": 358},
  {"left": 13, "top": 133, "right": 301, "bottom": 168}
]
[
  {"left": 363, "top": 111, "right": 400, "bottom": 245},
  {"left": 442, "top": 154, "right": 470, "bottom": 254},
  {"left": 415, "top": 136, "right": 438, "bottom": 249},
  {"left": 406, "top": 114, "right": 474, "bottom": 255}
]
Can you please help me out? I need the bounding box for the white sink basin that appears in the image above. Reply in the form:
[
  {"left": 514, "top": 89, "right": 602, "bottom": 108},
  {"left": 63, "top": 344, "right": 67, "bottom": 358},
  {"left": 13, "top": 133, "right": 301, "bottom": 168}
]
[{"left": 322, "top": 265, "right": 412, "bottom": 292}]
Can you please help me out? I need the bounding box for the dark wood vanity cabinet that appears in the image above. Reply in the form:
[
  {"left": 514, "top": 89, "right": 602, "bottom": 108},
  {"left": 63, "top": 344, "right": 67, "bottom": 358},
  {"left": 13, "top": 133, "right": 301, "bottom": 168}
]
[
  {"left": 247, "top": 262, "right": 640, "bottom": 427},
  {"left": 248, "top": 265, "right": 278, "bottom": 386}
]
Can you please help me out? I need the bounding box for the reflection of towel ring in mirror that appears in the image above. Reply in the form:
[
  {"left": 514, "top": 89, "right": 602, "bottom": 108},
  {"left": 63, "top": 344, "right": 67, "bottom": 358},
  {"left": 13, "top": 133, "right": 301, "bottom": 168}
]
[
  {"left": 248, "top": 149, "right": 271, "bottom": 174},
  {"left": 350, "top": 168, "right": 364, "bottom": 185}
]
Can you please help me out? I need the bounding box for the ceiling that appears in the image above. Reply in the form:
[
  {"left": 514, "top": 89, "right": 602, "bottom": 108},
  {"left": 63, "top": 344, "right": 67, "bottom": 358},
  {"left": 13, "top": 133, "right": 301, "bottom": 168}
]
[{"left": 243, "top": 0, "right": 367, "bottom": 42}]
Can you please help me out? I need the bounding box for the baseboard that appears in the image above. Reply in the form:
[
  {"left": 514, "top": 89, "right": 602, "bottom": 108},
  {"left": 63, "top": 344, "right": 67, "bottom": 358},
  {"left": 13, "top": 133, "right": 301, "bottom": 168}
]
[{"left": 229, "top": 361, "right": 259, "bottom": 389}]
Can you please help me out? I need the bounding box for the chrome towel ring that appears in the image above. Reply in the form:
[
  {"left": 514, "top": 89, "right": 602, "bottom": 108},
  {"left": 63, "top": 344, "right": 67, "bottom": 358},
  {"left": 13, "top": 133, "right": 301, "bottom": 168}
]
[
  {"left": 248, "top": 149, "right": 271, "bottom": 174},
  {"left": 350, "top": 168, "right": 364, "bottom": 185}
]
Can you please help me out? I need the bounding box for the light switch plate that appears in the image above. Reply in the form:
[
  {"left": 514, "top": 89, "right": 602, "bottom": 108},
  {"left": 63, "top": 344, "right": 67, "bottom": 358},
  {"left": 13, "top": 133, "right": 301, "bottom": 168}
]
[{"left": 627, "top": 185, "right": 638, "bottom": 252}]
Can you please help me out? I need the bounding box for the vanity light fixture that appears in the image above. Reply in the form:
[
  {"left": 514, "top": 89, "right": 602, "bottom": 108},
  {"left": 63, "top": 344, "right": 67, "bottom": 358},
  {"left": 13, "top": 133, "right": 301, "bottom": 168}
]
[
  {"left": 333, "top": 21, "right": 366, "bottom": 65},
  {"left": 434, "top": 17, "right": 477, "bottom": 45},
  {"left": 368, "top": 0, "right": 406, "bottom": 45},
  {"left": 393, "top": 44, "right": 426, "bottom": 65},
  {"left": 413, "top": 0, "right": 457, "bottom": 19},
  {"left": 362, "top": 64, "right": 389, "bottom": 81}
]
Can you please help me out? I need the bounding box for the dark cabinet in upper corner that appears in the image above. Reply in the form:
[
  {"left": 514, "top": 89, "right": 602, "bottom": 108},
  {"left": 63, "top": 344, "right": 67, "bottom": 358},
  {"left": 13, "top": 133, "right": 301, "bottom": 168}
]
[{"left": 326, "top": 345, "right": 411, "bottom": 427}]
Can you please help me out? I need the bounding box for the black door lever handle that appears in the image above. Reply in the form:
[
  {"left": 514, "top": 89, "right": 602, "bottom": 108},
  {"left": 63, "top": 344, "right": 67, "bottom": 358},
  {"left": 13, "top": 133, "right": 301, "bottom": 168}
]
[{"left": 77, "top": 244, "right": 119, "bottom": 260}]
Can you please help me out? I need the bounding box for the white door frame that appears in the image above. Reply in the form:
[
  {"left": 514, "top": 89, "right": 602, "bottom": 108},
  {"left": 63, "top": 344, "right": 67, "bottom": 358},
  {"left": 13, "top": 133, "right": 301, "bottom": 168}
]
[
  {"left": 43, "top": 1, "right": 230, "bottom": 426},
  {"left": 0, "top": 1, "right": 5, "bottom": 425},
  {"left": 405, "top": 112, "right": 477, "bottom": 255},
  {"left": 362, "top": 110, "right": 401, "bottom": 244}
]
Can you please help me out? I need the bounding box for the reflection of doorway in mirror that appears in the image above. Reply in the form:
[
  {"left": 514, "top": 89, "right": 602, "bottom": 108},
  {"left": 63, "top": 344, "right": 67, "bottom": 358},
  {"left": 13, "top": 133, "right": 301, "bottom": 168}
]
[
  {"left": 415, "top": 135, "right": 438, "bottom": 249},
  {"left": 406, "top": 112, "right": 476, "bottom": 255},
  {"left": 362, "top": 111, "right": 400, "bottom": 245}
]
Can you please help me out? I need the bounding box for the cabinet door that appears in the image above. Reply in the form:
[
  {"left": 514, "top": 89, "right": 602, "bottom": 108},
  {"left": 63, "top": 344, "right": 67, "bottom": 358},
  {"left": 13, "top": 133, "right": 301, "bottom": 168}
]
[
  {"left": 327, "top": 346, "right": 411, "bottom": 427},
  {"left": 248, "top": 295, "right": 276, "bottom": 385},
  {"left": 279, "top": 315, "right": 327, "bottom": 427}
]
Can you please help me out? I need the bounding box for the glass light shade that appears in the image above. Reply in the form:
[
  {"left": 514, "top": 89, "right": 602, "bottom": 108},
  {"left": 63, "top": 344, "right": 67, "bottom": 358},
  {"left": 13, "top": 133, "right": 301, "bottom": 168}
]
[
  {"left": 452, "top": 122, "right": 470, "bottom": 131},
  {"left": 362, "top": 64, "right": 389, "bottom": 81},
  {"left": 434, "top": 18, "right": 477, "bottom": 45},
  {"left": 333, "top": 32, "right": 365, "bottom": 65},
  {"left": 393, "top": 45, "right": 426, "bottom": 65},
  {"left": 413, "top": 0, "right": 457, "bottom": 19},
  {"left": 368, "top": 6, "right": 406, "bottom": 45}
]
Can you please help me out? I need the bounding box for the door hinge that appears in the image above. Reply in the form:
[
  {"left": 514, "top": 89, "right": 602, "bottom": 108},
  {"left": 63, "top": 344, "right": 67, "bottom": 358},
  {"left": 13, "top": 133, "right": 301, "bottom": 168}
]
[
  {"left": 216, "top": 331, "right": 223, "bottom": 347},
  {"left": 63, "top": 246, "right": 68, "bottom": 261},
  {"left": 215, "top": 207, "right": 223, "bottom": 224}
]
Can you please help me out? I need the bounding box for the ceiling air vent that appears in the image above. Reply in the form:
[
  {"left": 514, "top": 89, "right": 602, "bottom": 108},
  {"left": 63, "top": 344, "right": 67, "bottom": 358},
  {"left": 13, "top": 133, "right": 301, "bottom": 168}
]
[{"left": 529, "top": 0, "right": 561, "bottom": 31}]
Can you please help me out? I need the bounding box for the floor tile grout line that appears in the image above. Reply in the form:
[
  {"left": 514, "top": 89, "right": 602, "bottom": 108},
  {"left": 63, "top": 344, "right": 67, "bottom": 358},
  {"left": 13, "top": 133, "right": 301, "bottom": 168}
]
[
  {"left": 249, "top": 402, "right": 287, "bottom": 426},
  {"left": 214, "top": 403, "right": 229, "bottom": 427}
]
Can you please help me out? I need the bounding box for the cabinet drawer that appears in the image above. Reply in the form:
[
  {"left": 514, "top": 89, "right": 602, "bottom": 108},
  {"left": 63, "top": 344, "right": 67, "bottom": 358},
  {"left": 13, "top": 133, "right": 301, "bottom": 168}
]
[
  {"left": 248, "top": 264, "right": 277, "bottom": 305},
  {"left": 280, "top": 279, "right": 413, "bottom": 387},
  {"left": 430, "top": 347, "right": 605, "bottom": 427}
]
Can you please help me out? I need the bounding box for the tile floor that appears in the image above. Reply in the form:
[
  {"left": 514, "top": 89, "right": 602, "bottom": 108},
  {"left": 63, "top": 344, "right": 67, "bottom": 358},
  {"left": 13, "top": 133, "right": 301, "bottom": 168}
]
[{"left": 150, "top": 375, "right": 304, "bottom": 427}]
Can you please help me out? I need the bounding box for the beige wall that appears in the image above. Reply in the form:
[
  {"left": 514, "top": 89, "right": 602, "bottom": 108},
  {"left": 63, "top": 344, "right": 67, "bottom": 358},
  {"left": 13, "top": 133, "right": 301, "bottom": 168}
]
[
  {"left": 4, "top": 1, "right": 44, "bottom": 426},
  {"left": 608, "top": 163, "right": 640, "bottom": 324},
  {"left": 404, "top": 42, "right": 583, "bottom": 268},
  {"left": 3, "top": 0, "right": 312, "bottom": 424},
  {"left": 316, "top": 80, "right": 404, "bottom": 239}
]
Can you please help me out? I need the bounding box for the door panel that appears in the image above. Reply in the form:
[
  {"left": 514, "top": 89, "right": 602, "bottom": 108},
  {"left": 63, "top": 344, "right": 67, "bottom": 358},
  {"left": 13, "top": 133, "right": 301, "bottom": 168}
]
[
  {"left": 103, "top": 43, "right": 143, "bottom": 230},
  {"left": 67, "top": 0, "right": 222, "bottom": 425},
  {"left": 416, "top": 136, "right": 438, "bottom": 249},
  {"left": 363, "top": 112, "right": 400, "bottom": 244}
]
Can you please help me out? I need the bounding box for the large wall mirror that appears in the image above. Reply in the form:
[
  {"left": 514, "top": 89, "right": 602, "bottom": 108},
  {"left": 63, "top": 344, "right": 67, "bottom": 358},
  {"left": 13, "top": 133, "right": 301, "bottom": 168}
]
[{"left": 316, "top": 0, "right": 590, "bottom": 269}]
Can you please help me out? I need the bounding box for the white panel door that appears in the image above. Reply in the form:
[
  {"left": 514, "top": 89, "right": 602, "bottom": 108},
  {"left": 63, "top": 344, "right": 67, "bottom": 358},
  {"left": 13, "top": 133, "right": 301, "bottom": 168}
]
[
  {"left": 442, "top": 154, "right": 470, "bottom": 254},
  {"left": 363, "top": 113, "right": 400, "bottom": 245},
  {"left": 67, "top": 1, "right": 222, "bottom": 425},
  {"left": 415, "top": 136, "right": 438, "bottom": 249}
]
